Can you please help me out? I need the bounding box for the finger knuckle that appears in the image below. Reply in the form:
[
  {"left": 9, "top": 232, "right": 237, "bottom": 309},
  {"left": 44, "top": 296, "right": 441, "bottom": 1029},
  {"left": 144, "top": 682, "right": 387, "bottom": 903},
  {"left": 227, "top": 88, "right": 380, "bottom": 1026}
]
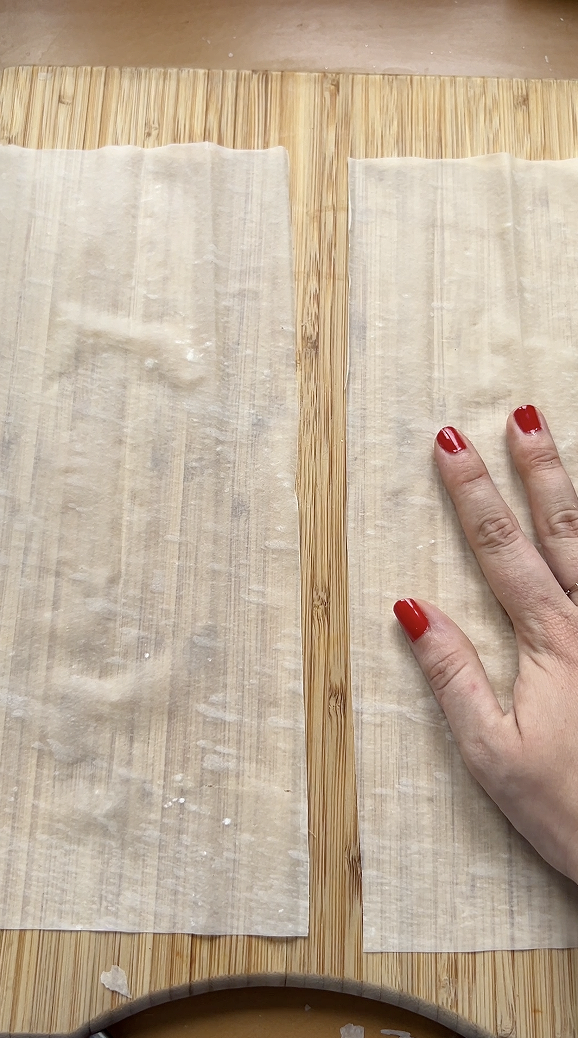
[
  {"left": 525, "top": 443, "right": 561, "bottom": 472},
  {"left": 546, "top": 506, "right": 578, "bottom": 539},
  {"left": 428, "top": 649, "right": 470, "bottom": 702},
  {"left": 476, "top": 512, "right": 521, "bottom": 555},
  {"left": 457, "top": 466, "right": 488, "bottom": 493}
]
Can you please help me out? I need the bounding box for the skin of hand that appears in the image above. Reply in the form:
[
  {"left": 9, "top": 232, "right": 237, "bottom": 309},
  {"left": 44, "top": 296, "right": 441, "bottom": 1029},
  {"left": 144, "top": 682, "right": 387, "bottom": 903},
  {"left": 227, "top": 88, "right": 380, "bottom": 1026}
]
[{"left": 394, "top": 405, "right": 578, "bottom": 885}]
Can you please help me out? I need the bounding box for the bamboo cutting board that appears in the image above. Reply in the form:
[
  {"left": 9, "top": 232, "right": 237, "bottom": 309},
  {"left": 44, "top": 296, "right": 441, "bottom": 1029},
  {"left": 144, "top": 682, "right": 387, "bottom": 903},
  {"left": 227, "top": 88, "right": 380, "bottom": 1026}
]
[{"left": 1, "top": 65, "right": 578, "bottom": 1038}]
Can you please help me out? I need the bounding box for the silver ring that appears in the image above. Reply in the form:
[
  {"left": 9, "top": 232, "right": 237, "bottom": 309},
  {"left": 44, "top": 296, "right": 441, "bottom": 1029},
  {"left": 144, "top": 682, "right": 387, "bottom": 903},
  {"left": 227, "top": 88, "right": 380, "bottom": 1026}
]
[{"left": 565, "top": 582, "right": 578, "bottom": 596}]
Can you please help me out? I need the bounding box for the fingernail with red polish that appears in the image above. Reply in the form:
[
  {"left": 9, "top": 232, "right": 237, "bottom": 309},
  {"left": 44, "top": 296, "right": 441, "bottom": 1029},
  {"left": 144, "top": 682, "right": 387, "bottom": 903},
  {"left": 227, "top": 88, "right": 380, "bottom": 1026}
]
[
  {"left": 436, "top": 426, "right": 467, "bottom": 454},
  {"left": 514, "top": 404, "right": 542, "bottom": 435},
  {"left": 393, "top": 599, "right": 430, "bottom": 642}
]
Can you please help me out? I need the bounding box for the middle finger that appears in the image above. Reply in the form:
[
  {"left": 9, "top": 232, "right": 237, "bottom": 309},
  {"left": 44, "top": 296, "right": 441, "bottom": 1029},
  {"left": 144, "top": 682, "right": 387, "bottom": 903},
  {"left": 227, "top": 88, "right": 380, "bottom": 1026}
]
[{"left": 434, "top": 425, "right": 569, "bottom": 643}]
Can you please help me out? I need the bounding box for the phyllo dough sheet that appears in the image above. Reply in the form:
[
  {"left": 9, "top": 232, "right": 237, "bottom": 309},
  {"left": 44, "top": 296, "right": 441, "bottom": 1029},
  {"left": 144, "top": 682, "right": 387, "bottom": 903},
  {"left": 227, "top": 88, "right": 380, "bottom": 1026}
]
[
  {"left": 348, "top": 153, "right": 578, "bottom": 951},
  {"left": 0, "top": 143, "right": 308, "bottom": 935}
]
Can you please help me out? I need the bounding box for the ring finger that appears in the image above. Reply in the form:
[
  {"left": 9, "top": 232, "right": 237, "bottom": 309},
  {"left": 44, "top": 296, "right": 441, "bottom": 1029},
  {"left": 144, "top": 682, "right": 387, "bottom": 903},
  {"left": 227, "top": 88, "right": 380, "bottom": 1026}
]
[{"left": 506, "top": 405, "right": 578, "bottom": 604}]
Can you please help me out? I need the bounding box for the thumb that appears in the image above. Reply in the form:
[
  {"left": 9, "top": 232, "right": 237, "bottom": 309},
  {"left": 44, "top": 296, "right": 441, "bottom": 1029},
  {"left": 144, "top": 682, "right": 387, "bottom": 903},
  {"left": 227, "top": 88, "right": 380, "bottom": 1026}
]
[{"left": 393, "top": 598, "right": 507, "bottom": 776}]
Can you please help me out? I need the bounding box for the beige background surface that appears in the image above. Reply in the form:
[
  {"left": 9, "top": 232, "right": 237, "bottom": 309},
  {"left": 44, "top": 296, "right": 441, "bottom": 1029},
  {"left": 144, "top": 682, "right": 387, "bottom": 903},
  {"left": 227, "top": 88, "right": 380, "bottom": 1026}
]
[{"left": 0, "top": 0, "right": 578, "bottom": 79}]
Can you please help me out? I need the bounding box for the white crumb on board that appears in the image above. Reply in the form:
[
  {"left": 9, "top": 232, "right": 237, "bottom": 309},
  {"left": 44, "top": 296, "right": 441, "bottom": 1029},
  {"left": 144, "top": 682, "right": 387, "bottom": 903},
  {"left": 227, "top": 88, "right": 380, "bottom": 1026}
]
[
  {"left": 100, "top": 964, "right": 131, "bottom": 998},
  {"left": 304, "top": 1003, "right": 311, "bottom": 1011},
  {"left": 340, "top": 1026, "right": 364, "bottom": 1038},
  {"left": 381, "top": 1030, "right": 412, "bottom": 1037}
]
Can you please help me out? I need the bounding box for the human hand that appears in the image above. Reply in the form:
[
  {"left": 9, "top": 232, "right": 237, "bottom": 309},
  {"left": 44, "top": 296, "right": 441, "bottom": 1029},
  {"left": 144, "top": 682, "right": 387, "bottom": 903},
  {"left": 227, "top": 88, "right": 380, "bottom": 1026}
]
[{"left": 394, "top": 406, "right": 578, "bottom": 884}]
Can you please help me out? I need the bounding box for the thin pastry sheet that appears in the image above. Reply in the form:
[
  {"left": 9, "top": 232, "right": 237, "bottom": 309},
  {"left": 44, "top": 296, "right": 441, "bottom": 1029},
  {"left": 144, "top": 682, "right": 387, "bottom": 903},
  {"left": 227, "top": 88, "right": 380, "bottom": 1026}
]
[
  {"left": 0, "top": 143, "right": 308, "bottom": 934},
  {"left": 349, "top": 153, "right": 578, "bottom": 951}
]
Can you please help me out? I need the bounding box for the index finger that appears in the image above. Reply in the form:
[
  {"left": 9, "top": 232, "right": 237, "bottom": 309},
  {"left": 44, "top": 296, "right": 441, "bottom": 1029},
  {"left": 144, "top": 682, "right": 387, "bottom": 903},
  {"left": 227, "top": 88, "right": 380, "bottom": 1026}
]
[{"left": 434, "top": 426, "right": 570, "bottom": 646}]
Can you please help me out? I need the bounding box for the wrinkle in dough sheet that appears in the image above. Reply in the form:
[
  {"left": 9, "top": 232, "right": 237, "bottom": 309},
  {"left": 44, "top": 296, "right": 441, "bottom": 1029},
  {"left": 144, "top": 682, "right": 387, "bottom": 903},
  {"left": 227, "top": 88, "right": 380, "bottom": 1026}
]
[
  {"left": 348, "top": 153, "right": 578, "bottom": 952},
  {"left": 0, "top": 143, "right": 308, "bottom": 935}
]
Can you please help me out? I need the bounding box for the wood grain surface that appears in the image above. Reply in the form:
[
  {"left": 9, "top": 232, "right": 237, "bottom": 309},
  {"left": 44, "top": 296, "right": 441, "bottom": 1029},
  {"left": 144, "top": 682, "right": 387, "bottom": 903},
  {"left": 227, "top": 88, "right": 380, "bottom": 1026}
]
[{"left": 0, "top": 65, "right": 578, "bottom": 1038}]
